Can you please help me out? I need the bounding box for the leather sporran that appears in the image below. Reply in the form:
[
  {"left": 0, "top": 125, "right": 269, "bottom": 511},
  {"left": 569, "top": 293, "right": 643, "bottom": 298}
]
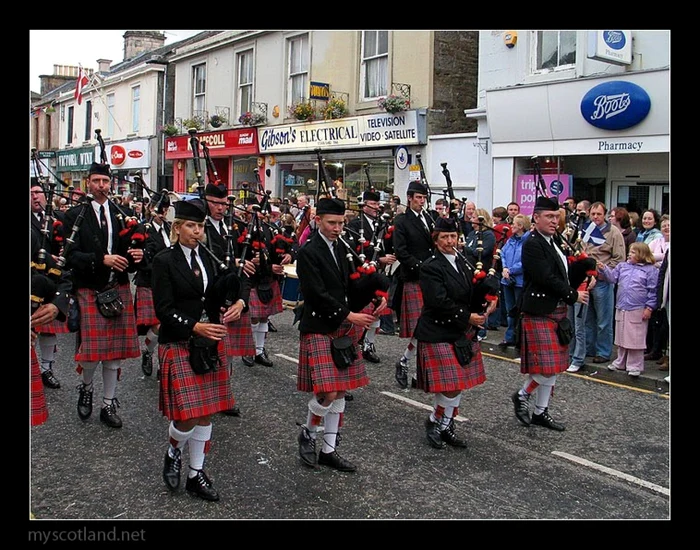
[
  {"left": 453, "top": 335, "right": 474, "bottom": 367},
  {"left": 257, "top": 279, "right": 274, "bottom": 304},
  {"left": 188, "top": 336, "right": 220, "bottom": 375},
  {"left": 95, "top": 285, "right": 124, "bottom": 318},
  {"left": 67, "top": 295, "right": 80, "bottom": 333},
  {"left": 330, "top": 335, "right": 357, "bottom": 370},
  {"left": 556, "top": 317, "right": 574, "bottom": 346}
]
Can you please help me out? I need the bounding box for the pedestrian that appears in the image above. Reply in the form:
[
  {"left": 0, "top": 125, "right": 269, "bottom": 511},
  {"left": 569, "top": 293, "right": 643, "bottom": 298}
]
[
  {"left": 598, "top": 242, "right": 658, "bottom": 377},
  {"left": 295, "top": 197, "right": 388, "bottom": 472},
  {"left": 391, "top": 180, "right": 434, "bottom": 389},
  {"left": 498, "top": 213, "right": 530, "bottom": 349},
  {"left": 636, "top": 209, "right": 663, "bottom": 245},
  {"left": 414, "top": 216, "right": 490, "bottom": 449},
  {"left": 135, "top": 193, "right": 171, "bottom": 377},
  {"left": 62, "top": 161, "right": 145, "bottom": 429},
  {"left": 152, "top": 197, "right": 248, "bottom": 501},
  {"left": 511, "top": 196, "right": 590, "bottom": 431},
  {"left": 506, "top": 201, "right": 520, "bottom": 225}
]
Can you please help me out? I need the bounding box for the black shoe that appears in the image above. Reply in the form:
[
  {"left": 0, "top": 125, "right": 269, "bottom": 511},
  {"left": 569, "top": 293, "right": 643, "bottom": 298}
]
[
  {"left": 254, "top": 349, "right": 273, "bottom": 367},
  {"left": 141, "top": 350, "right": 153, "bottom": 376},
  {"left": 498, "top": 341, "right": 515, "bottom": 350},
  {"left": 511, "top": 391, "right": 531, "bottom": 426},
  {"left": 425, "top": 418, "right": 446, "bottom": 449},
  {"left": 41, "top": 369, "right": 61, "bottom": 389},
  {"left": 100, "top": 399, "right": 123, "bottom": 429},
  {"left": 318, "top": 450, "right": 357, "bottom": 472},
  {"left": 531, "top": 408, "right": 566, "bottom": 431},
  {"left": 162, "top": 448, "right": 182, "bottom": 491},
  {"left": 267, "top": 320, "right": 278, "bottom": 332},
  {"left": 395, "top": 359, "right": 408, "bottom": 389},
  {"left": 440, "top": 419, "right": 468, "bottom": 448},
  {"left": 222, "top": 405, "right": 241, "bottom": 417},
  {"left": 298, "top": 425, "right": 318, "bottom": 468},
  {"left": 185, "top": 469, "right": 220, "bottom": 501},
  {"left": 362, "top": 343, "right": 381, "bottom": 363},
  {"left": 344, "top": 392, "right": 354, "bottom": 402},
  {"left": 77, "top": 383, "right": 93, "bottom": 421},
  {"left": 242, "top": 356, "right": 254, "bottom": 367},
  {"left": 411, "top": 376, "right": 417, "bottom": 389}
]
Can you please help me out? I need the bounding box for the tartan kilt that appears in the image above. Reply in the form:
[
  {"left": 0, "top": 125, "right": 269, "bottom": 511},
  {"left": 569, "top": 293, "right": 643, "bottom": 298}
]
[
  {"left": 297, "top": 321, "right": 368, "bottom": 394},
  {"left": 223, "top": 310, "right": 256, "bottom": 357},
  {"left": 31, "top": 346, "right": 49, "bottom": 426},
  {"left": 399, "top": 281, "right": 423, "bottom": 338},
  {"left": 134, "top": 286, "right": 159, "bottom": 328},
  {"left": 416, "top": 328, "right": 486, "bottom": 393},
  {"left": 158, "top": 340, "right": 234, "bottom": 421},
  {"left": 249, "top": 280, "right": 283, "bottom": 319},
  {"left": 520, "top": 304, "right": 569, "bottom": 375},
  {"left": 74, "top": 284, "right": 140, "bottom": 362},
  {"left": 35, "top": 316, "right": 70, "bottom": 335}
]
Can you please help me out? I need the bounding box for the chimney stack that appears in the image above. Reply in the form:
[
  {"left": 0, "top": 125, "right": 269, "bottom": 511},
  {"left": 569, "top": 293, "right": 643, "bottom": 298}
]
[{"left": 123, "top": 31, "right": 166, "bottom": 61}]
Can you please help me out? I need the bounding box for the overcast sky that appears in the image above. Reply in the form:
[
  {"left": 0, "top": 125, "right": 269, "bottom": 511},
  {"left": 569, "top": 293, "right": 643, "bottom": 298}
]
[{"left": 29, "top": 30, "right": 205, "bottom": 93}]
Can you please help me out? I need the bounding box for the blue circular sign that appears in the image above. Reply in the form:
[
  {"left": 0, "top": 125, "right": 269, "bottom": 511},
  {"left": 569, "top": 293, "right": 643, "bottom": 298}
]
[
  {"left": 549, "top": 179, "right": 564, "bottom": 196},
  {"left": 603, "top": 31, "right": 627, "bottom": 50},
  {"left": 395, "top": 146, "right": 409, "bottom": 170},
  {"left": 580, "top": 81, "right": 651, "bottom": 131}
]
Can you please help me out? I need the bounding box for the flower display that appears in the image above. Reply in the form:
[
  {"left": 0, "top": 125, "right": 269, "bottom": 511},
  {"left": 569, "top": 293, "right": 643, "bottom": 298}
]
[
  {"left": 209, "top": 114, "right": 227, "bottom": 128},
  {"left": 160, "top": 124, "right": 178, "bottom": 136},
  {"left": 323, "top": 98, "right": 348, "bottom": 120},
  {"left": 289, "top": 101, "right": 315, "bottom": 121},
  {"left": 238, "top": 111, "right": 267, "bottom": 126},
  {"left": 377, "top": 94, "right": 410, "bottom": 114}
]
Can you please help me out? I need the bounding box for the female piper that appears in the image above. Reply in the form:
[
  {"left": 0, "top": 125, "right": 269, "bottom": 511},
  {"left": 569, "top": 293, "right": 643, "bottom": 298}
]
[
  {"left": 414, "top": 216, "right": 494, "bottom": 449},
  {"left": 152, "top": 198, "right": 249, "bottom": 502}
]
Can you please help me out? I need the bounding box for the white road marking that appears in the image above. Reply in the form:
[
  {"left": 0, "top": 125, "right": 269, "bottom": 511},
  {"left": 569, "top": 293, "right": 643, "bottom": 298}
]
[
  {"left": 381, "top": 391, "right": 468, "bottom": 422},
  {"left": 275, "top": 353, "right": 299, "bottom": 364},
  {"left": 552, "top": 451, "right": 669, "bottom": 496}
]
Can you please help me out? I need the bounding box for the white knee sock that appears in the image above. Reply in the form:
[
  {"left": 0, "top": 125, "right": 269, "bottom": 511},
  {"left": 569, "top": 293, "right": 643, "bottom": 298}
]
[
  {"left": 188, "top": 423, "right": 212, "bottom": 475},
  {"left": 144, "top": 328, "right": 158, "bottom": 352},
  {"left": 306, "top": 397, "right": 332, "bottom": 439},
  {"left": 322, "top": 398, "right": 346, "bottom": 453},
  {"left": 80, "top": 361, "right": 98, "bottom": 387},
  {"left": 252, "top": 321, "right": 268, "bottom": 354},
  {"left": 38, "top": 334, "right": 57, "bottom": 371},
  {"left": 102, "top": 360, "right": 120, "bottom": 405},
  {"left": 168, "top": 422, "right": 195, "bottom": 456}
]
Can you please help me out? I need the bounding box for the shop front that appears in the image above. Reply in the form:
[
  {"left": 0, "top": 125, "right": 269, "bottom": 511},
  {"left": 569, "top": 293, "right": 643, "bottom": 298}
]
[
  {"left": 56, "top": 146, "right": 96, "bottom": 193},
  {"left": 92, "top": 138, "right": 152, "bottom": 198},
  {"left": 164, "top": 128, "right": 260, "bottom": 195},
  {"left": 479, "top": 68, "right": 669, "bottom": 215},
  {"left": 257, "top": 110, "right": 426, "bottom": 206}
]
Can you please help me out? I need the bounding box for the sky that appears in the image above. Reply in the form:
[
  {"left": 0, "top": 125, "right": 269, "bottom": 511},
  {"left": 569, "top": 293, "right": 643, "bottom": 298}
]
[{"left": 29, "top": 30, "right": 205, "bottom": 93}]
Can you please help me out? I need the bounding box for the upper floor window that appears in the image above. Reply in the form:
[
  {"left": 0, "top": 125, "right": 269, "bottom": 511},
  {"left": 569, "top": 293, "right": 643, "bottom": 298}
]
[
  {"left": 287, "top": 34, "right": 309, "bottom": 107},
  {"left": 67, "top": 106, "right": 74, "bottom": 145},
  {"left": 534, "top": 31, "right": 576, "bottom": 72},
  {"left": 106, "top": 93, "right": 115, "bottom": 137},
  {"left": 84, "top": 100, "right": 92, "bottom": 141},
  {"left": 361, "top": 31, "right": 388, "bottom": 100},
  {"left": 192, "top": 63, "right": 206, "bottom": 116},
  {"left": 131, "top": 85, "right": 140, "bottom": 134},
  {"left": 237, "top": 50, "right": 254, "bottom": 119}
]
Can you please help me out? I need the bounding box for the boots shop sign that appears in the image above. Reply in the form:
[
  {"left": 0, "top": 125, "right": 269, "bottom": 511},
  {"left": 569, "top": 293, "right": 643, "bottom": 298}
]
[
  {"left": 92, "top": 139, "right": 150, "bottom": 170},
  {"left": 580, "top": 81, "right": 651, "bottom": 131}
]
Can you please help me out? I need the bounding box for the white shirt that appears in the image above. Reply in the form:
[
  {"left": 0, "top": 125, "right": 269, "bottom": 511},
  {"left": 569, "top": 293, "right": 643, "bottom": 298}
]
[
  {"left": 179, "top": 243, "right": 209, "bottom": 291},
  {"left": 92, "top": 200, "right": 113, "bottom": 254}
]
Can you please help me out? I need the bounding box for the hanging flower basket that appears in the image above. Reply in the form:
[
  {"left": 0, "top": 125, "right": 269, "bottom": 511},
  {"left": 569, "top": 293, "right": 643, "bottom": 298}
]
[
  {"left": 323, "top": 98, "right": 348, "bottom": 120},
  {"left": 209, "top": 114, "right": 227, "bottom": 128},
  {"left": 182, "top": 116, "right": 205, "bottom": 131},
  {"left": 289, "top": 101, "right": 315, "bottom": 121},
  {"left": 377, "top": 94, "right": 410, "bottom": 114},
  {"left": 238, "top": 111, "right": 267, "bottom": 126},
  {"left": 160, "top": 124, "right": 178, "bottom": 136}
]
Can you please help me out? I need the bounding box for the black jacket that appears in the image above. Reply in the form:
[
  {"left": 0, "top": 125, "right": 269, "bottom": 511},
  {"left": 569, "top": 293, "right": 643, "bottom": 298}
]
[
  {"left": 413, "top": 253, "right": 473, "bottom": 343},
  {"left": 392, "top": 208, "right": 435, "bottom": 282},
  {"left": 520, "top": 231, "right": 578, "bottom": 315}
]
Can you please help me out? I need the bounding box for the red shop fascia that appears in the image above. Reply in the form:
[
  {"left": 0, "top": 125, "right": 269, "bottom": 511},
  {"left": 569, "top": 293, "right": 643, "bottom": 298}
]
[{"left": 165, "top": 128, "right": 260, "bottom": 194}]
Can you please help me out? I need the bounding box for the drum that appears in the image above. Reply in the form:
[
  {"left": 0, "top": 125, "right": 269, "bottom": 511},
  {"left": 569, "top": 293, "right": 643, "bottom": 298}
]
[{"left": 282, "top": 263, "right": 303, "bottom": 308}]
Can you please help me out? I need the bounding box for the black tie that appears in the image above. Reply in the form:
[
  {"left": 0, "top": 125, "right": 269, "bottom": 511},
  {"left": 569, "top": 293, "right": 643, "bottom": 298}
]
[
  {"left": 332, "top": 240, "right": 343, "bottom": 271},
  {"left": 190, "top": 249, "right": 203, "bottom": 289},
  {"left": 99, "top": 205, "right": 109, "bottom": 244},
  {"left": 219, "top": 220, "right": 227, "bottom": 237},
  {"left": 37, "top": 211, "right": 44, "bottom": 225}
]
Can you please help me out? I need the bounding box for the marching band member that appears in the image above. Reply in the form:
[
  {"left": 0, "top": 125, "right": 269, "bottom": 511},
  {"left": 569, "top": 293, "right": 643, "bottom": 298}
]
[
  {"left": 414, "top": 216, "right": 489, "bottom": 449},
  {"left": 511, "top": 196, "right": 590, "bottom": 431},
  {"left": 295, "top": 197, "right": 388, "bottom": 472},
  {"left": 153, "top": 198, "right": 248, "bottom": 501},
  {"left": 346, "top": 189, "right": 397, "bottom": 364},
  {"left": 391, "top": 180, "right": 434, "bottom": 389},
  {"left": 62, "top": 161, "right": 144, "bottom": 429}
]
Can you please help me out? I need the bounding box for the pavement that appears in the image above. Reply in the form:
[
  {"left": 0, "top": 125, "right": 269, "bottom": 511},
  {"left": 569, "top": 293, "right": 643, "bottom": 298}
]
[{"left": 474, "top": 326, "right": 671, "bottom": 393}]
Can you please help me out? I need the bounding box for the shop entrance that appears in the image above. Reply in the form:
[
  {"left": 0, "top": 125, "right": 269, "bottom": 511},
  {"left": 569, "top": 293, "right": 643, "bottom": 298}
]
[{"left": 611, "top": 181, "right": 669, "bottom": 216}]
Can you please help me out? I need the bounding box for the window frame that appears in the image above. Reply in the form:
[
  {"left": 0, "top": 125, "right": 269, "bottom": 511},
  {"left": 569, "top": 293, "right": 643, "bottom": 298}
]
[
  {"left": 106, "top": 93, "right": 115, "bottom": 138},
  {"left": 237, "top": 49, "right": 254, "bottom": 120},
  {"left": 131, "top": 84, "right": 140, "bottom": 134},
  {"left": 84, "top": 100, "right": 92, "bottom": 142},
  {"left": 192, "top": 63, "right": 206, "bottom": 117},
  {"left": 531, "top": 30, "right": 577, "bottom": 74},
  {"left": 287, "top": 33, "right": 309, "bottom": 109},
  {"left": 360, "top": 30, "right": 389, "bottom": 101},
  {"left": 67, "top": 106, "right": 74, "bottom": 145}
]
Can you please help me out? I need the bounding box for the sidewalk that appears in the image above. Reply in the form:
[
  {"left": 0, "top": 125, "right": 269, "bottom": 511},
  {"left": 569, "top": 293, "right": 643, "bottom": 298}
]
[{"left": 478, "top": 328, "right": 670, "bottom": 393}]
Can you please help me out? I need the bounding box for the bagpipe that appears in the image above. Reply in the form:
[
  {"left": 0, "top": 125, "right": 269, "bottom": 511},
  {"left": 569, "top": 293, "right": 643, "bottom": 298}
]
[
  {"left": 531, "top": 156, "right": 597, "bottom": 299},
  {"left": 315, "top": 149, "right": 390, "bottom": 312}
]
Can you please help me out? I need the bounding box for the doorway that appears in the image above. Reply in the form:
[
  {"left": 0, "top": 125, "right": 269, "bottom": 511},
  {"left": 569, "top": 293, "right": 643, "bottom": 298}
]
[{"left": 611, "top": 181, "right": 669, "bottom": 216}]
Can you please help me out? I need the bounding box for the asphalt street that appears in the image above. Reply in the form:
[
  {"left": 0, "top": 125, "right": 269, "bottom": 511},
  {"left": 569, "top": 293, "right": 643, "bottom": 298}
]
[{"left": 28, "top": 305, "right": 670, "bottom": 524}]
